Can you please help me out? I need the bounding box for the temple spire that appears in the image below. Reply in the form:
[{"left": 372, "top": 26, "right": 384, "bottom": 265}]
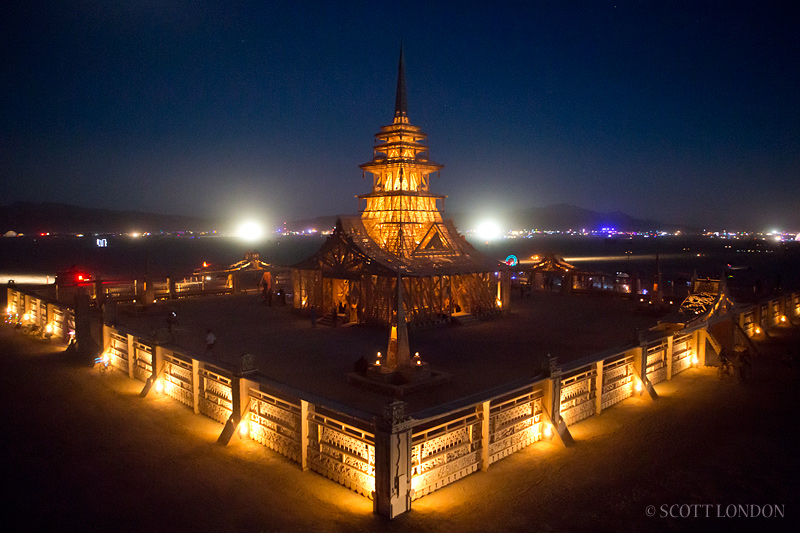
[{"left": 394, "top": 45, "right": 408, "bottom": 123}]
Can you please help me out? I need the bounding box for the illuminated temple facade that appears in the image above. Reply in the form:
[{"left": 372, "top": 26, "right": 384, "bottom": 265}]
[{"left": 293, "top": 49, "right": 510, "bottom": 325}]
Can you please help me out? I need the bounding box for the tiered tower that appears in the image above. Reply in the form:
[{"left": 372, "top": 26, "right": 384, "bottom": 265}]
[
  {"left": 292, "top": 47, "right": 510, "bottom": 326},
  {"left": 358, "top": 48, "right": 446, "bottom": 257}
]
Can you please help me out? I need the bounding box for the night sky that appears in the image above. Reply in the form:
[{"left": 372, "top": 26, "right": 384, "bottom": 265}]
[{"left": 3, "top": 1, "right": 798, "bottom": 232}]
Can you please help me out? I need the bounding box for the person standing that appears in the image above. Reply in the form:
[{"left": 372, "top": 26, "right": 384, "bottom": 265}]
[{"left": 205, "top": 328, "right": 216, "bottom": 355}]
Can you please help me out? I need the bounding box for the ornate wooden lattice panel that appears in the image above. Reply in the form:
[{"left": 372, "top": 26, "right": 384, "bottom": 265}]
[
  {"left": 108, "top": 332, "right": 129, "bottom": 372},
  {"left": 7, "top": 290, "right": 20, "bottom": 315},
  {"left": 769, "top": 300, "right": 781, "bottom": 326},
  {"left": 198, "top": 367, "right": 232, "bottom": 424},
  {"left": 560, "top": 366, "right": 597, "bottom": 425},
  {"left": 307, "top": 411, "right": 375, "bottom": 497},
  {"left": 52, "top": 308, "right": 69, "bottom": 340},
  {"left": 411, "top": 408, "right": 482, "bottom": 500},
  {"left": 741, "top": 310, "right": 756, "bottom": 337},
  {"left": 601, "top": 354, "right": 635, "bottom": 409},
  {"left": 646, "top": 342, "right": 668, "bottom": 385},
  {"left": 37, "top": 300, "right": 47, "bottom": 329},
  {"left": 671, "top": 333, "right": 694, "bottom": 376},
  {"left": 249, "top": 390, "right": 302, "bottom": 463},
  {"left": 28, "top": 297, "right": 43, "bottom": 326},
  {"left": 163, "top": 353, "right": 193, "bottom": 408},
  {"left": 132, "top": 342, "right": 153, "bottom": 382},
  {"left": 488, "top": 390, "right": 543, "bottom": 465}
]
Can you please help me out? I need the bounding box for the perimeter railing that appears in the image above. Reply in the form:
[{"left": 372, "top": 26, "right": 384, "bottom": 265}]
[{"left": 6, "top": 285, "right": 800, "bottom": 518}]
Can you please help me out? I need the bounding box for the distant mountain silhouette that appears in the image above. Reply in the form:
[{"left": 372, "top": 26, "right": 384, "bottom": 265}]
[
  {"left": 444, "top": 204, "right": 686, "bottom": 233},
  {"left": 500, "top": 204, "right": 681, "bottom": 232},
  {"left": 1, "top": 201, "right": 686, "bottom": 235},
  {"left": 0, "top": 202, "right": 219, "bottom": 234}
]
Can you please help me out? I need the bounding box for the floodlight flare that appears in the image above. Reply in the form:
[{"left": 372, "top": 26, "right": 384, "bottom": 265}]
[{"left": 237, "top": 221, "right": 264, "bottom": 242}]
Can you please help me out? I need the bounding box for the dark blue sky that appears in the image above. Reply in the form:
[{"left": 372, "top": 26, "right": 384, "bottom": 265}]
[{"left": 3, "top": 1, "right": 798, "bottom": 231}]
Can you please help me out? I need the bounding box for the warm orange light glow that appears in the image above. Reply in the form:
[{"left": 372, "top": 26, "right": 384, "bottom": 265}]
[
  {"left": 238, "top": 421, "right": 249, "bottom": 437},
  {"left": 691, "top": 354, "right": 698, "bottom": 365},
  {"left": 635, "top": 380, "right": 643, "bottom": 393},
  {"left": 22, "top": 313, "right": 30, "bottom": 322},
  {"left": 154, "top": 379, "right": 164, "bottom": 394},
  {"left": 544, "top": 423, "right": 553, "bottom": 439},
  {"left": 780, "top": 315, "right": 787, "bottom": 323},
  {"left": 754, "top": 327, "right": 762, "bottom": 335}
]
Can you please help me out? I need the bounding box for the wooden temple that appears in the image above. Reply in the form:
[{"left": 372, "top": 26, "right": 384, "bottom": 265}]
[{"left": 292, "top": 48, "right": 510, "bottom": 325}]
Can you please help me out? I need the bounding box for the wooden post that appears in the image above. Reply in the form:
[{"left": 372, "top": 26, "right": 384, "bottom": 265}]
[
  {"left": 481, "top": 400, "right": 491, "bottom": 471},
  {"left": 666, "top": 334, "right": 674, "bottom": 380},
  {"left": 192, "top": 358, "right": 200, "bottom": 414},
  {"left": 301, "top": 400, "right": 310, "bottom": 471},
  {"left": 698, "top": 329, "right": 707, "bottom": 366},
  {"left": 102, "top": 324, "right": 111, "bottom": 352},
  {"left": 594, "top": 360, "right": 604, "bottom": 415},
  {"left": 126, "top": 333, "right": 135, "bottom": 378},
  {"left": 373, "top": 401, "right": 413, "bottom": 519}
]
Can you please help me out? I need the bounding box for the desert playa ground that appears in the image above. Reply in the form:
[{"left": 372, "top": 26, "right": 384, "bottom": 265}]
[{"left": 1, "top": 293, "right": 798, "bottom": 531}]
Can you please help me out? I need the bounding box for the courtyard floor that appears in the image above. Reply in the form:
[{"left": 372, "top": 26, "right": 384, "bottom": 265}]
[{"left": 110, "top": 291, "right": 661, "bottom": 416}]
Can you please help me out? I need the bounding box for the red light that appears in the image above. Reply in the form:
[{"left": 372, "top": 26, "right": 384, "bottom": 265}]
[{"left": 77, "top": 275, "right": 84, "bottom": 281}]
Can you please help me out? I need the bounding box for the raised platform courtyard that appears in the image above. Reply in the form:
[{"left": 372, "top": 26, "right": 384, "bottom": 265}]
[{"left": 111, "top": 292, "right": 662, "bottom": 416}]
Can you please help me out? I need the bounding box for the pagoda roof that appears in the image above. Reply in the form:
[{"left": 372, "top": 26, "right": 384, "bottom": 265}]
[
  {"left": 356, "top": 190, "right": 446, "bottom": 200},
  {"left": 293, "top": 216, "right": 506, "bottom": 278},
  {"left": 359, "top": 159, "right": 444, "bottom": 173}
]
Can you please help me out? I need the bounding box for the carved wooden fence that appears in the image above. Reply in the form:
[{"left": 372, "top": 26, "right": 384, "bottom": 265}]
[
  {"left": 411, "top": 407, "right": 482, "bottom": 500},
  {"left": 198, "top": 367, "right": 233, "bottom": 424},
  {"left": 107, "top": 331, "right": 129, "bottom": 371},
  {"left": 671, "top": 332, "right": 694, "bottom": 376},
  {"left": 163, "top": 352, "right": 194, "bottom": 408},
  {"left": 248, "top": 389, "right": 303, "bottom": 463},
  {"left": 487, "top": 389, "right": 543, "bottom": 464},
  {"left": 132, "top": 341, "right": 153, "bottom": 382},
  {"left": 560, "top": 365, "right": 597, "bottom": 426},
  {"left": 307, "top": 409, "right": 375, "bottom": 497},
  {"left": 645, "top": 341, "right": 668, "bottom": 385},
  {"left": 601, "top": 353, "right": 635, "bottom": 410},
  {"left": 740, "top": 309, "right": 756, "bottom": 336}
]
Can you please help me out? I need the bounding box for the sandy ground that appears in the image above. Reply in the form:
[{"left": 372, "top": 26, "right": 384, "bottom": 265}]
[{"left": 2, "top": 305, "right": 799, "bottom": 531}]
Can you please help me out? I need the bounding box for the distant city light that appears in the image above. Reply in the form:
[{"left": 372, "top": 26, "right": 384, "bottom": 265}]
[{"left": 237, "top": 221, "right": 264, "bottom": 241}]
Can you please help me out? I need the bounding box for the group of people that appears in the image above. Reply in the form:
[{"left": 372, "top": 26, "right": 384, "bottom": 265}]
[{"left": 260, "top": 283, "right": 287, "bottom": 306}]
